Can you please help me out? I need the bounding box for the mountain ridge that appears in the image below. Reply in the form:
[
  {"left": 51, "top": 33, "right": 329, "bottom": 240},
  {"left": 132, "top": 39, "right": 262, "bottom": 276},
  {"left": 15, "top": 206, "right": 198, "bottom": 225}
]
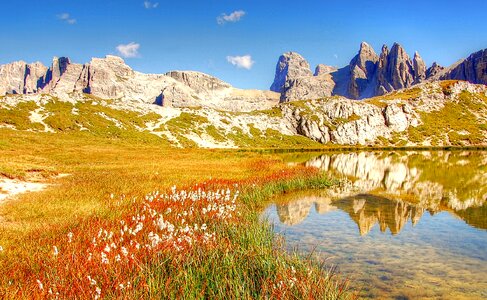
[{"left": 271, "top": 42, "right": 487, "bottom": 101}]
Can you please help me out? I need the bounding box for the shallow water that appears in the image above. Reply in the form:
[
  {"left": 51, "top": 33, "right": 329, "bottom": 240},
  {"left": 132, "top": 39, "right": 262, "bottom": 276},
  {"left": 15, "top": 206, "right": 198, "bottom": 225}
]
[{"left": 265, "top": 151, "right": 487, "bottom": 299}]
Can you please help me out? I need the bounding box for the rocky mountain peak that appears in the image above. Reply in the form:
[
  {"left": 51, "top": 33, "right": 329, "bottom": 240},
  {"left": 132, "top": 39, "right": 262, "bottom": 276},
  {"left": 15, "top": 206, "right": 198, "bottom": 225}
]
[
  {"left": 413, "top": 51, "right": 426, "bottom": 83},
  {"left": 347, "top": 41, "right": 380, "bottom": 99},
  {"left": 350, "top": 41, "right": 379, "bottom": 72},
  {"left": 270, "top": 51, "right": 312, "bottom": 93},
  {"left": 376, "top": 42, "right": 415, "bottom": 95}
]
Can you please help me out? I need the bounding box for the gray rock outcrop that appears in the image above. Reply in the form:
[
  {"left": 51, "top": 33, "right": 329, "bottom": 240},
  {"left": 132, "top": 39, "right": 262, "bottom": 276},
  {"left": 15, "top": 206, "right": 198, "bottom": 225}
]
[
  {"left": 281, "top": 75, "right": 335, "bottom": 103},
  {"left": 166, "top": 71, "right": 232, "bottom": 94},
  {"left": 426, "top": 62, "right": 444, "bottom": 78},
  {"left": 0, "top": 61, "right": 48, "bottom": 95}
]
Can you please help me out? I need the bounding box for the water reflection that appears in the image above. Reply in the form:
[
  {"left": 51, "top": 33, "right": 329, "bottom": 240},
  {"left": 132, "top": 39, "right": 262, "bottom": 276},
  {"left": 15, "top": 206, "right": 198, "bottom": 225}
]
[
  {"left": 266, "top": 151, "right": 487, "bottom": 299},
  {"left": 301, "top": 151, "right": 487, "bottom": 231}
]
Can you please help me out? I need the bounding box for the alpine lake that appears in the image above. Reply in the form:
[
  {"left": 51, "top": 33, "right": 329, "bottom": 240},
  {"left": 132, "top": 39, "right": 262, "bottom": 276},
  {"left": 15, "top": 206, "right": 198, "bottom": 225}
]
[{"left": 263, "top": 150, "right": 487, "bottom": 299}]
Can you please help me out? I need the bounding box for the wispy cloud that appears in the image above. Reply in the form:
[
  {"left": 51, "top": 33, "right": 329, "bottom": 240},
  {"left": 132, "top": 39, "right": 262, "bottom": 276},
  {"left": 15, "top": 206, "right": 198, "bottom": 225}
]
[
  {"left": 217, "top": 10, "right": 246, "bottom": 25},
  {"left": 116, "top": 42, "right": 140, "bottom": 58},
  {"left": 143, "top": 1, "right": 159, "bottom": 9},
  {"left": 58, "top": 13, "right": 76, "bottom": 25},
  {"left": 226, "top": 55, "right": 254, "bottom": 70}
]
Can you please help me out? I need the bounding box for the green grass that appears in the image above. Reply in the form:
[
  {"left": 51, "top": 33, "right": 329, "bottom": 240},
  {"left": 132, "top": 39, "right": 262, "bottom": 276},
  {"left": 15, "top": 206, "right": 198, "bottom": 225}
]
[{"left": 0, "top": 101, "right": 44, "bottom": 130}]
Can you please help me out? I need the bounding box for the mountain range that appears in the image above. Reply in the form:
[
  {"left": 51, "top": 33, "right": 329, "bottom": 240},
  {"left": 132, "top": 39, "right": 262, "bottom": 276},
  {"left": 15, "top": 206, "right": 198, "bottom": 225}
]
[
  {"left": 270, "top": 42, "right": 487, "bottom": 101},
  {"left": 0, "top": 42, "right": 486, "bottom": 149},
  {"left": 0, "top": 42, "right": 485, "bottom": 109}
]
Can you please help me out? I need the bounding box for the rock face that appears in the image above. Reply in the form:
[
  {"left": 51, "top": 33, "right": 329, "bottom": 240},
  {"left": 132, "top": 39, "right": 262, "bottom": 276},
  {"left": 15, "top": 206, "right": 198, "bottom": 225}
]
[
  {"left": 280, "top": 74, "right": 335, "bottom": 103},
  {"left": 282, "top": 98, "right": 415, "bottom": 145},
  {"left": 272, "top": 42, "right": 433, "bottom": 101},
  {"left": 270, "top": 52, "right": 312, "bottom": 94},
  {"left": 270, "top": 52, "right": 336, "bottom": 102},
  {"left": 0, "top": 61, "right": 47, "bottom": 95},
  {"left": 347, "top": 42, "right": 379, "bottom": 99},
  {"left": 0, "top": 55, "right": 278, "bottom": 112},
  {"left": 413, "top": 52, "right": 427, "bottom": 83},
  {"left": 281, "top": 80, "right": 487, "bottom": 146},
  {"left": 166, "top": 71, "right": 231, "bottom": 94},
  {"left": 376, "top": 43, "right": 415, "bottom": 95},
  {"left": 441, "top": 49, "right": 487, "bottom": 85}
]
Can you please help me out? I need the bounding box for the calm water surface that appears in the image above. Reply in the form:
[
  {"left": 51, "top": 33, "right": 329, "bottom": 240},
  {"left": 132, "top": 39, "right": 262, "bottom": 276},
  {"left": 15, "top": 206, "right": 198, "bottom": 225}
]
[{"left": 265, "top": 151, "right": 487, "bottom": 299}]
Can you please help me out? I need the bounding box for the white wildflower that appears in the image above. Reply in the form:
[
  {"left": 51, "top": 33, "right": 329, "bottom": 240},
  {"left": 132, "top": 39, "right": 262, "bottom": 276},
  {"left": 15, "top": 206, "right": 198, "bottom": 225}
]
[
  {"left": 36, "top": 279, "right": 43, "bottom": 290},
  {"left": 87, "top": 276, "right": 97, "bottom": 286},
  {"left": 101, "top": 252, "right": 109, "bottom": 264},
  {"left": 67, "top": 232, "right": 74, "bottom": 243}
]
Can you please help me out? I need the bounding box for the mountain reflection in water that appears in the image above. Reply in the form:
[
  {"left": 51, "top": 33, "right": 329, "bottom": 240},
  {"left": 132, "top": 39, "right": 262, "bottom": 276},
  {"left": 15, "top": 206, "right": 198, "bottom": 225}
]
[
  {"left": 281, "top": 151, "right": 487, "bottom": 233},
  {"left": 276, "top": 193, "right": 457, "bottom": 235}
]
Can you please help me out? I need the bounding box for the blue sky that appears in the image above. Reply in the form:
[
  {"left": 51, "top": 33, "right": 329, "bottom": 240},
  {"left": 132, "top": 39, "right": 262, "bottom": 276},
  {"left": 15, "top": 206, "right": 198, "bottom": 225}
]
[{"left": 1, "top": 0, "right": 486, "bottom": 89}]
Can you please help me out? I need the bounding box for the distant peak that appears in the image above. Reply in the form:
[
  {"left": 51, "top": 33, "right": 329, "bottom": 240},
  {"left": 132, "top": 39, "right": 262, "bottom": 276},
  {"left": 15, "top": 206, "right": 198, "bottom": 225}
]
[{"left": 360, "top": 41, "right": 371, "bottom": 49}]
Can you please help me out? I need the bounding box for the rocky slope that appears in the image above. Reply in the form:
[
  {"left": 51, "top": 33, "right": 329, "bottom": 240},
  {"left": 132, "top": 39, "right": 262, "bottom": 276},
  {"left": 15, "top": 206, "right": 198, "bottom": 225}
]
[
  {"left": 1, "top": 80, "right": 486, "bottom": 148},
  {"left": 271, "top": 42, "right": 487, "bottom": 101},
  {"left": 0, "top": 56, "right": 280, "bottom": 112}
]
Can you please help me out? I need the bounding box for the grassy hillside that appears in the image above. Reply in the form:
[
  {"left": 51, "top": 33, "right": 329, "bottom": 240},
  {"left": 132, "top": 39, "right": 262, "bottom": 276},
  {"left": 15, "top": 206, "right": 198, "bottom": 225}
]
[{"left": 0, "top": 95, "right": 322, "bottom": 149}]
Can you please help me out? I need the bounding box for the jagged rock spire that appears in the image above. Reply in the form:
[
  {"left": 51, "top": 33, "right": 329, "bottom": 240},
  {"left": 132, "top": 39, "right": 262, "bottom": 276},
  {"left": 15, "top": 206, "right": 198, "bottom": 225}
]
[{"left": 413, "top": 51, "right": 426, "bottom": 83}]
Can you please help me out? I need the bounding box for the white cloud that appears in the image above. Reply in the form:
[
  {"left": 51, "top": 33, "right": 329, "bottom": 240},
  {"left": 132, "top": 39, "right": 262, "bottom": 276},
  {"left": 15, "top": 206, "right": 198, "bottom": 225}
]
[
  {"left": 143, "top": 1, "right": 159, "bottom": 9},
  {"left": 116, "top": 42, "right": 140, "bottom": 58},
  {"left": 217, "top": 10, "right": 246, "bottom": 25},
  {"left": 334, "top": 54, "right": 338, "bottom": 59},
  {"left": 58, "top": 13, "right": 76, "bottom": 24},
  {"left": 226, "top": 55, "right": 254, "bottom": 70}
]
